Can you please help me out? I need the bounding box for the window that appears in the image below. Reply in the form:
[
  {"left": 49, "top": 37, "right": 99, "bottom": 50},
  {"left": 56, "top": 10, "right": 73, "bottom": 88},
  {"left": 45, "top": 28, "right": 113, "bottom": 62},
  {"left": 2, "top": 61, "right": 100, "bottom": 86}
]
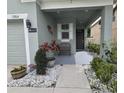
[
  {"left": 62, "top": 32, "right": 69, "bottom": 39},
  {"left": 87, "top": 28, "right": 91, "bottom": 37},
  {"left": 61, "top": 24, "right": 69, "bottom": 30}
]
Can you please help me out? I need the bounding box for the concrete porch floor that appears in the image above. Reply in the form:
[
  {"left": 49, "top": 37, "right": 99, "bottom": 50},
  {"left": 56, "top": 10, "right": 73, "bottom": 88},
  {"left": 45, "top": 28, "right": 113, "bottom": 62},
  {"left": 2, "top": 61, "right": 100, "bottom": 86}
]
[
  {"left": 55, "top": 51, "right": 93, "bottom": 64},
  {"left": 8, "top": 51, "right": 93, "bottom": 93}
]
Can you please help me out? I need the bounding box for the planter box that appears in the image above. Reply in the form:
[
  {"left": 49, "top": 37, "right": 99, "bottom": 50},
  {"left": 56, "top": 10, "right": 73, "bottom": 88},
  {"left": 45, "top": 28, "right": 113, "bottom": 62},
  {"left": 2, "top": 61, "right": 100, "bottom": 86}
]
[{"left": 11, "top": 67, "right": 27, "bottom": 79}]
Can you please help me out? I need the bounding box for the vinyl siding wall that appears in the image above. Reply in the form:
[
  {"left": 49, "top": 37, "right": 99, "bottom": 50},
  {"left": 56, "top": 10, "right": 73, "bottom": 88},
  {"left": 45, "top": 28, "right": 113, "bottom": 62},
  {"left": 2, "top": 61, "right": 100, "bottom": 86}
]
[
  {"left": 36, "top": 4, "right": 57, "bottom": 45},
  {"left": 7, "top": 0, "right": 39, "bottom": 64}
]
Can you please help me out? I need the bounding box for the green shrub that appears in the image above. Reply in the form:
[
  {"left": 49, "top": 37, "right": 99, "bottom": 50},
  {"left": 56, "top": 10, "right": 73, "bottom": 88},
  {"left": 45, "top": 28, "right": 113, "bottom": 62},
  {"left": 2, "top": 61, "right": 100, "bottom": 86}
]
[
  {"left": 91, "top": 57, "right": 117, "bottom": 85},
  {"left": 105, "top": 46, "right": 117, "bottom": 64},
  {"left": 91, "top": 57, "right": 104, "bottom": 72},
  {"left": 87, "top": 43, "right": 100, "bottom": 54},
  {"left": 110, "top": 80, "right": 117, "bottom": 93},
  {"left": 109, "top": 63, "right": 117, "bottom": 74},
  {"left": 35, "top": 48, "right": 48, "bottom": 75},
  {"left": 96, "top": 63, "right": 113, "bottom": 85}
]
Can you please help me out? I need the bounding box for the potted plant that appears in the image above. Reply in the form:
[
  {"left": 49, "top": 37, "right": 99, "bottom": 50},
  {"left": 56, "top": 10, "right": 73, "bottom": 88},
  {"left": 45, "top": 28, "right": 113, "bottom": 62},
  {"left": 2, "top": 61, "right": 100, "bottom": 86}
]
[
  {"left": 40, "top": 40, "right": 60, "bottom": 67},
  {"left": 10, "top": 65, "right": 27, "bottom": 79},
  {"left": 50, "top": 40, "right": 60, "bottom": 56},
  {"left": 35, "top": 48, "right": 48, "bottom": 75}
]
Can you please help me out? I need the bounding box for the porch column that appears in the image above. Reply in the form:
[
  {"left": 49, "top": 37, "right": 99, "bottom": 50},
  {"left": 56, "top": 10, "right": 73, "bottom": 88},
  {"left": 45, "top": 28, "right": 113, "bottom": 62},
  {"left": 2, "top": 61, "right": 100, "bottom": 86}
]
[
  {"left": 100, "top": 5, "right": 113, "bottom": 58},
  {"left": 84, "top": 28, "right": 88, "bottom": 50}
]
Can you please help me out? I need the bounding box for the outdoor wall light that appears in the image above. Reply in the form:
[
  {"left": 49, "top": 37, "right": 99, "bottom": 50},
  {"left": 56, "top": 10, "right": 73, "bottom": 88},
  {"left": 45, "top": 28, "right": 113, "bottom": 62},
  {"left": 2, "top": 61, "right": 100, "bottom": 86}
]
[{"left": 26, "top": 19, "right": 31, "bottom": 29}]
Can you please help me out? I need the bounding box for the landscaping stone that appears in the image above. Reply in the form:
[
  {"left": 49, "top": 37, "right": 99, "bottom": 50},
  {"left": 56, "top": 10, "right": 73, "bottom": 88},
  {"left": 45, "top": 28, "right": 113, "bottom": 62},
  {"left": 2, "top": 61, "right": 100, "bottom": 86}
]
[
  {"left": 83, "top": 65, "right": 116, "bottom": 93},
  {"left": 8, "top": 65, "right": 62, "bottom": 87}
]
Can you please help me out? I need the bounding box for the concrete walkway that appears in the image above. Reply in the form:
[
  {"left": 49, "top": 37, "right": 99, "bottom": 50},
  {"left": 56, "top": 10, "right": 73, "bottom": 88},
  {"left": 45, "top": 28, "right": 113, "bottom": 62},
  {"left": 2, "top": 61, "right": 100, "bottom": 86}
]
[
  {"left": 8, "top": 65, "right": 92, "bottom": 93},
  {"left": 55, "top": 65, "right": 92, "bottom": 93}
]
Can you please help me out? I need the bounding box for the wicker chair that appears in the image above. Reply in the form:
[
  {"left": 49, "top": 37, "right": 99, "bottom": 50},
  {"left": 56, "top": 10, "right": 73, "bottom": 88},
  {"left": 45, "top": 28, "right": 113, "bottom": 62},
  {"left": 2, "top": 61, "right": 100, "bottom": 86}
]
[{"left": 59, "top": 42, "right": 71, "bottom": 55}]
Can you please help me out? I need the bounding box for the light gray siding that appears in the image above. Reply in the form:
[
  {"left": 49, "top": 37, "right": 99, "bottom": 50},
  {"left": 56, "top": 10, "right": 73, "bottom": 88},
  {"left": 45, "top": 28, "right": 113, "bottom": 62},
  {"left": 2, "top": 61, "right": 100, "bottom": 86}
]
[
  {"left": 7, "top": 20, "right": 26, "bottom": 64},
  {"left": 36, "top": 4, "right": 57, "bottom": 45},
  {"left": 7, "top": 0, "right": 37, "bottom": 28},
  {"left": 7, "top": 0, "right": 39, "bottom": 64}
]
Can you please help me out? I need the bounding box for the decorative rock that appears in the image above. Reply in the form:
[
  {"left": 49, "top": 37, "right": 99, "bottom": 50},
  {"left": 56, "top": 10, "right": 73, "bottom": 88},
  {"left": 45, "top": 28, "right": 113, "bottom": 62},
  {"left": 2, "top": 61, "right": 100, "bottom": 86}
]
[
  {"left": 83, "top": 65, "right": 116, "bottom": 93},
  {"left": 8, "top": 65, "right": 62, "bottom": 88}
]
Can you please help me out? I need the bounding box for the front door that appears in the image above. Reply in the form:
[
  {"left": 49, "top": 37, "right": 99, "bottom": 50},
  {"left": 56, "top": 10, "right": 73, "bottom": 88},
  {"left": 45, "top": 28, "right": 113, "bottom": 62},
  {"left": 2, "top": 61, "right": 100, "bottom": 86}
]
[{"left": 76, "top": 29, "right": 84, "bottom": 51}]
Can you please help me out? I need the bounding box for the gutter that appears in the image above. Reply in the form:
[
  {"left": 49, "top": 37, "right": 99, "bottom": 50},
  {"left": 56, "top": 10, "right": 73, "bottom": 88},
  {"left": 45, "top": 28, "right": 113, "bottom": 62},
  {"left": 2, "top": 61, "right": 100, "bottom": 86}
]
[{"left": 90, "top": 3, "right": 117, "bottom": 28}]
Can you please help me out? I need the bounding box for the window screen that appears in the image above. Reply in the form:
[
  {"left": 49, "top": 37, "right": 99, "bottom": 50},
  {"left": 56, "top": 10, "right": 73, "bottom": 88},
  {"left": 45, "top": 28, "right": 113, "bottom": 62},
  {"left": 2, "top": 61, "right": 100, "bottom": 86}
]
[
  {"left": 61, "top": 24, "right": 69, "bottom": 30},
  {"left": 62, "top": 32, "right": 69, "bottom": 39}
]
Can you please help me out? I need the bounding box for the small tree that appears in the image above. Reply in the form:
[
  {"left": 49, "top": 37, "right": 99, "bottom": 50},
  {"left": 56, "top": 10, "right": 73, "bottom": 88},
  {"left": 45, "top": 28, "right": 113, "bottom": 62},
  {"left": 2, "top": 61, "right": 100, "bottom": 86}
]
[{"left": 35, "top": 48, "right": 48, "bottom": 75}]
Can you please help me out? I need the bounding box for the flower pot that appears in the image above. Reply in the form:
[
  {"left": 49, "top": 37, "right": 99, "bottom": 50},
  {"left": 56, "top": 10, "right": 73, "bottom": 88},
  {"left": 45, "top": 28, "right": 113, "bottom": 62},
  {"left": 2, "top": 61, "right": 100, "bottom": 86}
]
[
  {"left": 46, "top": 51, "right": 54, "bottom": 58},
  {"left": 47, "top": 57, "right": 55, "bottom": 67},
  {"left": 11, "top": 66, "right": 27, "bottom": 79}
]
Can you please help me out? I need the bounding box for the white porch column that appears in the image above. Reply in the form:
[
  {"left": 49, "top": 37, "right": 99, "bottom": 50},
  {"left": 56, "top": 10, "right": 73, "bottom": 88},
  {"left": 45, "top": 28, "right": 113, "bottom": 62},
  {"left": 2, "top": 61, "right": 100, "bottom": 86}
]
[{"left": 100, "top": 5, "right": 113, "bottom": 58}]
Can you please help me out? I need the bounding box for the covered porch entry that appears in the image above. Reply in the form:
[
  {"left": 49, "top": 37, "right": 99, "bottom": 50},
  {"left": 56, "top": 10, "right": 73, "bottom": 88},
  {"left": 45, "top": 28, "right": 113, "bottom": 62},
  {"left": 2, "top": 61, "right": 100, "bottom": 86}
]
[{"left": 42, "top": 5, "right": 113, "bottom": 58}]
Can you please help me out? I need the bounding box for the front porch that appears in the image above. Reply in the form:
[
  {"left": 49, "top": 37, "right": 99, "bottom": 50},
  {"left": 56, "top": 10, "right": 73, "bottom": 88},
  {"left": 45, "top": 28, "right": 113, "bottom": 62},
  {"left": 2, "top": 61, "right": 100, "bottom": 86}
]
[
  {"left": 55, "top": 51, "right": 93, "bottom": 64},
  {"left": 40, "top": 4, "right": 113, "bottom": 59},
  {"left": 7, "top": 0, "right": 116, "bottom": 93}
]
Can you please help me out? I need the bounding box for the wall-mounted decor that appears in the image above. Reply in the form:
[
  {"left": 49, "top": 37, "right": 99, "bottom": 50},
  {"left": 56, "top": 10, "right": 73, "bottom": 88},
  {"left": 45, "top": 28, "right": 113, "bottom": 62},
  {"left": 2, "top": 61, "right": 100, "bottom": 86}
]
[
  {"left": 26, "top": 19, "right": 31, "bottom": 29},
  {"left": 29, "top": 28, "right": 37, "bottom": 33},
  {"left": 47, "top": 25, "right": 53, "bottom": 34}
]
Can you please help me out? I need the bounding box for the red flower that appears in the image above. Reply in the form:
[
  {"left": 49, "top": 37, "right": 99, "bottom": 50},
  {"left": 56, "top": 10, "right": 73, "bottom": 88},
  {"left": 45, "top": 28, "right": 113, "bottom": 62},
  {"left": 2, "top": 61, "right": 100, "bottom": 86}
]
[{"left": 39, "top": 40, "right": 60, "bottom": 52}]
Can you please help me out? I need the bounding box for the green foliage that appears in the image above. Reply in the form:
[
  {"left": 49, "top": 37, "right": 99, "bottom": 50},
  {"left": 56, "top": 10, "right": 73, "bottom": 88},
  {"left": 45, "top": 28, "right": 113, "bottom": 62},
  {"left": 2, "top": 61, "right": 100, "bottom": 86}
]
[
  {"left": 110, "top": 80, "right": 117, "bottom": 93},
  {"left": 91, "top": 57, "right": 117, "bottom": 85},
  {"left": 35, "top": 48, "right": 48, "bottom": 75},
  {"left": 87, "top": 43, "right": 100, "bottom": 54},
  {"left": 91, "top": 57, "right": 104, "bottom": 72},
  {"left": 109, "top": 63, "right": 117, "bottom": 73},
  {"left": 96, "top": 63, "right": 113, "bottom": 85},
  {"left": 87, "top": 28, "right": 91, "bottom": 37},
  {"left": 105, "top": 45, "right": 117, "bottom": 64}
]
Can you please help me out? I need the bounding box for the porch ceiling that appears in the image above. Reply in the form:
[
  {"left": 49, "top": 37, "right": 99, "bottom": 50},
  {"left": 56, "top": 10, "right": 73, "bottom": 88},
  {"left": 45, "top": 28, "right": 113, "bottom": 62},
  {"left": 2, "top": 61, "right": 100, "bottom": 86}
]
[{"left": 44, "top": 7, "right": 102, "bottom": 28}]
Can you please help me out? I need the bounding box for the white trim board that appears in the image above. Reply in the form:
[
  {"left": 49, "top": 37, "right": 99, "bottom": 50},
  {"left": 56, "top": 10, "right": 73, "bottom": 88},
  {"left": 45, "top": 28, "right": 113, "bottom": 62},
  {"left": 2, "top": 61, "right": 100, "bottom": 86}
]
[
  {"left": 7, "top": 13, "right": 31, "bottom": 71},
  {"left": 7, "top": 14, "right": 28, "bottom": 20},
  {"left": 21, "top": 0, "right": 36, "bottom": 3}
]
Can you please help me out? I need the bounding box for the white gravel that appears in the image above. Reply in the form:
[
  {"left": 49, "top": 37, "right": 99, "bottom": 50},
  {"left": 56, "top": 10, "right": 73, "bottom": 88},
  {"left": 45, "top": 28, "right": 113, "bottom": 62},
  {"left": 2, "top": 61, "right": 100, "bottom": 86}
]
[
  {"left": 8, "top": 65, "right": 62, "bottom": 87},
  {"left": 83, "top": 65, "right": 114, "bottom": 93}
]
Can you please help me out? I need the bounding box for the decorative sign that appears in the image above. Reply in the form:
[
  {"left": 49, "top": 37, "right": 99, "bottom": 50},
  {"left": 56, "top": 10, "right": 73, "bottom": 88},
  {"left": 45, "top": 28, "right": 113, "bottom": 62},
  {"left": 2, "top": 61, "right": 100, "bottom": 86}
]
[
  {"left": 47, "top": 25, "right": 53, "bottom": 34},
  {"left": 29, "top": 28, "right": 37, "bottom": 32}
]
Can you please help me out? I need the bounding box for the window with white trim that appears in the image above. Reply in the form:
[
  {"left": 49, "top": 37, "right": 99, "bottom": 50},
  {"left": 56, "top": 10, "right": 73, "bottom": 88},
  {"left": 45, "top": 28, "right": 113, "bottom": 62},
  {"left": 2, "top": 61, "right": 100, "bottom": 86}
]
[
  {"left": 62, "top": 32, "right": 69, "bottom": 39},
  {"left": 61, "top": 24, "right": 69, "bottom": 30}
]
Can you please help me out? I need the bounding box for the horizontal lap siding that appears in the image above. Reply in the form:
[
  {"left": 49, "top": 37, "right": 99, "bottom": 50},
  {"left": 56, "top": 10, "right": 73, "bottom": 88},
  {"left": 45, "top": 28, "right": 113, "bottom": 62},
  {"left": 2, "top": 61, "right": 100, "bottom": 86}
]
[{"left": 7, "top": 20, "right": 26, "bottom": 64}]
